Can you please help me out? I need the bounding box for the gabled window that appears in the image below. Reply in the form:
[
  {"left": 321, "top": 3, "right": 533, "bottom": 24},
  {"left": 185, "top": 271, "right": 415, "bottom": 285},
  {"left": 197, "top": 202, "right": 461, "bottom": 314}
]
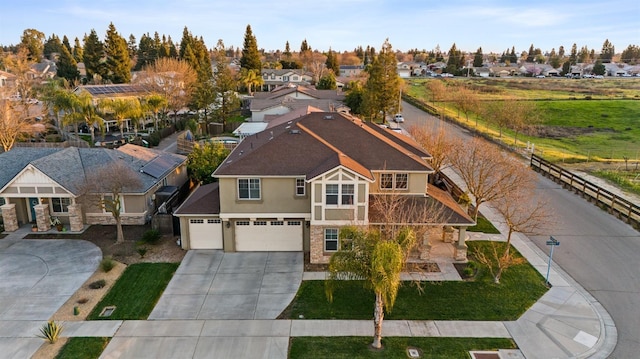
[
  {"left": 326, "top": 184, "right": 339, "bottom": 205},
  {"left": 238, "top": 178, "right": 261, "bottom": 200},
  {"left": 296, "top": 178, "right": 306, "bottom": 196},
  {"left": 341, "top": 184, "right": 354, "bottom": 205},
  {"left": 380, "top": 173, "right": 409, "bottom": 190},
  {"left": 324, "top": 228, "right": 339, "bottom": 251},
  {"left": 326, "top": 183, "right": 356, "bottom": 206}
]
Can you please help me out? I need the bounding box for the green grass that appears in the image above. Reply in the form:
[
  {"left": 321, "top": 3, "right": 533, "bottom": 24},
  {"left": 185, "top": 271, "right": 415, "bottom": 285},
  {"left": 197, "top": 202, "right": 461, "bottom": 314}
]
[
  {"left": 55, "top": 337, "right": 110, "bottom": 359},
  {"left": 594, "top": 170, "right": 640, "bottom": 195},
  {"left": 467, "top": 216, "right": 500, "bottom": 233},
  {"left": 87, "top": 263, "right": 179, "bottom": 320},
  {"left": 290, "top": 337, "right": 516, "bottom": 359},
  {"left": 283, "top": 241, "right": 547, "bottom": 321}
]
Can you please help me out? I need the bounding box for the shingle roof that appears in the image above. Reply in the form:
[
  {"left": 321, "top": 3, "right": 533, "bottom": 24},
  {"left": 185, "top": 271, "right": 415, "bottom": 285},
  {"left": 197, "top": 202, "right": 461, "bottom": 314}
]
[
  {"left": 213, "top": 112, "right": 433, "bottom": 180},
  {"left": 0, "top": 144, "right": 186, "bottom": 195},
  {"left": 174, "top": 182, "right": 220, "bottom": 215}
]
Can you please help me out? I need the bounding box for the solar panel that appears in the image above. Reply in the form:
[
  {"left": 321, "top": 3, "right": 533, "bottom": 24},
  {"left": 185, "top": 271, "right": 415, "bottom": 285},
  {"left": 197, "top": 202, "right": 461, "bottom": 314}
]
[{"left": 140, "top": 155, "right": 178, "bottom": 179}]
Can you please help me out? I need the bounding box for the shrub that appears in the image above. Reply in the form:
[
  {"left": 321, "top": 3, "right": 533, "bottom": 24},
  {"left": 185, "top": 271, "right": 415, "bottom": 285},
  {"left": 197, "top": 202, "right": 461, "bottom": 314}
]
[
  {"left": 37, "top": 321, "right": 63, "bottom": 344},
  {"left": 88, "top": 279, "right": 106, "bottom": 289},
  {"left": 148, "top": 131, "right": 161, "bottom": 147},
  {"left": 137, "top": 246, "right": 148, "bottom": 258},
  {"left": 100, "top": 257, "right": 115, "bottom": 273},
  {"left": 141, "top": 229, "right": 161, "bottom": 245}
]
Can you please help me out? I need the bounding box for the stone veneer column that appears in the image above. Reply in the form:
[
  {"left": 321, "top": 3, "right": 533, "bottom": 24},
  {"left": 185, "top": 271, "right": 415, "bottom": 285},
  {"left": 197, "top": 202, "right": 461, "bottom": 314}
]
[
  {"left": 442, "top": 226, "right": 454, "bottom": 243},
  {"left": 34, "top": 204, "right": 51, "bottom": 232},
  {"left": 419, "top": 231, "right": 431, "bottom": 260},
  {"left": 1, "top": 204, "right": 19, "bottom": 232},
  {"left": 67, "top": 204, "right": 84, "bottom": 232},
  {"left": 454, "top": 227, "right": 468, "bottom": 261},
  {"left": 309, "top": 225, "right": 325, "bottom": 264}
]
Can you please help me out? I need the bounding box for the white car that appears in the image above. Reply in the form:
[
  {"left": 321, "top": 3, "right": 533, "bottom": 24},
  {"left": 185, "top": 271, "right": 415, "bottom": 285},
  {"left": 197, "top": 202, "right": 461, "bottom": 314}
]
[{"left": 393, "top": 114, "right": 404, "bottom": 123}]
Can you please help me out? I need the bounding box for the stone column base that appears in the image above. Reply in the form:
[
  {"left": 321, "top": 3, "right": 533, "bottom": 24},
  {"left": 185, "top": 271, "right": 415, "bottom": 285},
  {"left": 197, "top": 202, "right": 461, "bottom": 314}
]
[
  {"left": 67, "top": 204, "right": 84, "bottom": 232},
  {"left": 454, "top": 244, "right": 468, "bottom": 261},
  {"left": 1, "top": 204, "right": 19, "bottom": 232}
]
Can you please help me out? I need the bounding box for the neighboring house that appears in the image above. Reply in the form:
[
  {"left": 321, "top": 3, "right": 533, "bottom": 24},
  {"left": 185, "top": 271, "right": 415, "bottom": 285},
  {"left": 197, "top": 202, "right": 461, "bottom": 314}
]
[
  {"left": 174, "top": 112, "right": 474, "bottom": 263},
  {"left": 0, "top": 144, "right": 187, "bottom": 232},
  {"left": 474, "top": 67, "right": 491, "bottom": 78},
  {"left": 249, "top": 84, "right": 347, "bottom": 122},
  {"left": 74, "top": 84, "right": 150, "bottom": 132},
  {"left": 603, "top": 63, "right": 628, "bottom": 77},
  {"left": 260, "top": 69, "right": 312, "bottom": 91},
  {"left": 339, "top": 65, "right": 364, "bottom": 78},
  {"left": 0, "top": 70, "right": 17, "bottom": 90},
  {"left": 397, "top": 62, "right": 412, "bottom": 78}
]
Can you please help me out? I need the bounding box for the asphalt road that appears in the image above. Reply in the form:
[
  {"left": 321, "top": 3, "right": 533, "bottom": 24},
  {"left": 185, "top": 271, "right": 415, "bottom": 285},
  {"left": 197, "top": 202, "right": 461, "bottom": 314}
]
[{"left": 400, "top": 100, "right": 640, "bottom": 358}]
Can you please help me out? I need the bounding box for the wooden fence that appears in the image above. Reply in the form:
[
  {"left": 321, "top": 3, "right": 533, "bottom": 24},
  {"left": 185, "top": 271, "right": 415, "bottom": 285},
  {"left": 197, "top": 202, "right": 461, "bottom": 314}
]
[{"left": 530, "top": 154, "right": 640, "bottom": 229}]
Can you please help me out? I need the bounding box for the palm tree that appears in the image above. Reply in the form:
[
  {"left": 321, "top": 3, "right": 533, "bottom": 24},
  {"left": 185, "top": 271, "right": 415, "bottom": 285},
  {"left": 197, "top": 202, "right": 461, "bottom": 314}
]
[
  {"left": 71, "top": 90, "right": 104, "bottom": 145},
  {"left": 239, "top": 68, "right": 263, "bottom": 95},
  {"left": 325, "top": 226, "right": 416, "bottom": 349},
  {"left": 101, "top": 98, "right": 142, "bottom": 139},
  {"left": 143, "top": 93, "right": 168, "bottom": 131}
]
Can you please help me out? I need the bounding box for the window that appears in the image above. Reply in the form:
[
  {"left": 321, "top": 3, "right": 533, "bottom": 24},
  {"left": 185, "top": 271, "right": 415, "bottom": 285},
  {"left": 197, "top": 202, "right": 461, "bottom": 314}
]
[
  {"left": 395, "top": 173, "right": 408, "bottom": 189},
  {"left": 296, "top": 178, "right": 306, "bottom": 196},
  {"left": 380, "top": 173, "right": 408, "bottom": 190},
  {"left": 380, "top": 173, "right": 393, "bottom": 189},
  {"left": 236, "top": 221, "right": 250, "bottom": 226},
  {"left": 254, "top": 221, "right": 267, "bottom": 226},
  {"left": 238, "top": 178, "right": 260, "bottom": 199},
  {"left": 51, "top": 198, "right": 70, "bottom": 213},
  {"left": 271, "top": 221, "right": 284, "bottom": 226},
  {"left": 324, "top": 228, "right": 339, "bottom": 251},
  {"left": 288, "top": 221, "right": 301, "bottom": 226},
  {"left": 190, "top": 219, "right": 204, "bottom": 224},
  {"left": 208, "top": 219, "right": 221, "bottom": 224},
  {"left": 326, "top": 184, "right": 339, "bottom": 205},
  {"left": 341, "top": 184, "right": 354, "bottom": 205}
]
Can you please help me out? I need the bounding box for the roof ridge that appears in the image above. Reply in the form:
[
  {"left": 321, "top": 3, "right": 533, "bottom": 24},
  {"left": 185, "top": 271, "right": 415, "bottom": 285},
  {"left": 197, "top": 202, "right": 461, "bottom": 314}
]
[{"left": 356, "top": 120, "right": 431, "bottom": 169}]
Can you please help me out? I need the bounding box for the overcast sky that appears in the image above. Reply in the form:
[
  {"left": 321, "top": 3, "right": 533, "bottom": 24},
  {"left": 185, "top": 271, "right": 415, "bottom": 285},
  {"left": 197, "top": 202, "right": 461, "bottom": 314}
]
[{"left": 1, "top": 0, "right": 638, "bottom": 55}]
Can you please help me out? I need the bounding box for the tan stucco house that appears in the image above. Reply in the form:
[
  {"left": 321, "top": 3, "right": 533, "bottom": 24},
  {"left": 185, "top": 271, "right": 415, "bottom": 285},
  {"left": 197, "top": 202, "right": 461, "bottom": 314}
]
[
  {"left": 0, "top": 144, "right": 187, "bottom": 232},
  {"left": 174, "top": 112, "right": 474, "bottom": 263}
]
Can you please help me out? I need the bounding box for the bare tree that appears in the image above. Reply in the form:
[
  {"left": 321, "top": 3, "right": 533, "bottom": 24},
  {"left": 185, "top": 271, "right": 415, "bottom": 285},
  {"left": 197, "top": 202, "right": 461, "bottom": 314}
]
[
  {"left": 0, "top": 91, "right": 36, "bottom": 151},
  {"left": 452, "top": 86, "right": 479, "bottom": 122},
  {"left": 78, "top": 161, "right": 142, "bottom": 243},
  {"left": 448, "top": 137, "right": 531, "bottom": 220},
  {"left": 475, "top": 178, "right": 552, "bottom": 283},
  {"left": 136, "top": 57, "right": 197, "bottom": 122},
  {"left": 408, "top": 125, "right": 455, "bottom": 176},
  {"left": 3, "top": 48, "right": 41, "bottom": 117}
]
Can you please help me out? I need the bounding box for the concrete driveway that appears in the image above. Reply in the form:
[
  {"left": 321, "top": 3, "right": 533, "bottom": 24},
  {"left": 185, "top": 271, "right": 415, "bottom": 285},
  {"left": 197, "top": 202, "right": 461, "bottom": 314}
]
[
  {"left": 149, "top": 251, "right": 303, "bottom": 320},
  {"left": 0, "top": 239, "right": 101, "bottom": 358}
]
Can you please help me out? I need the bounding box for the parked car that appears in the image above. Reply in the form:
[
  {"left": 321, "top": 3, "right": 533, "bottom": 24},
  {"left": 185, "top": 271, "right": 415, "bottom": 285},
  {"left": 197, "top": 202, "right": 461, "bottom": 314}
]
[
  {"left": 535, "top": 75, "right": 545, "bottom": 78},
  {"left": 393, "top": 114, "right": 404, "bottom": 123}
]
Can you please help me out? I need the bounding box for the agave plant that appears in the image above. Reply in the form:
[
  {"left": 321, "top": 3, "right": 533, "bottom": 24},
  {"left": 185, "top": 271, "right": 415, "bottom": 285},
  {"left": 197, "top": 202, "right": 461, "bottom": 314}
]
[{"left": 37, "top": 320, "right": 64, "bottom": 344}]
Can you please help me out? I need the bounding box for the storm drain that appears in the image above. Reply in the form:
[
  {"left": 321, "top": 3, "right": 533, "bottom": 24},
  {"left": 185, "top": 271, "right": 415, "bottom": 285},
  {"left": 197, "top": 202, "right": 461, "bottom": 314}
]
[{"left": 99, "top": 306, "right": 116, "bottom": 317}]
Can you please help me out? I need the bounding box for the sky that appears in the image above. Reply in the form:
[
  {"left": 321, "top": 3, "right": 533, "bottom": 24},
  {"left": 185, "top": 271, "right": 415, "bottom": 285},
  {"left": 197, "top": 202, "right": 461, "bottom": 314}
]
[{"left": 1, "top": 0, "right": 638, "bottom": 55}]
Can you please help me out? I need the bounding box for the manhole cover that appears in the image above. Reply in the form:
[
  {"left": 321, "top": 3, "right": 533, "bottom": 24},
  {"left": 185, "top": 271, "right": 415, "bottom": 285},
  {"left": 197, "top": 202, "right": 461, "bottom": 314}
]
[{"left": 99, "top": 306, "right": 116, "bottom": 317}]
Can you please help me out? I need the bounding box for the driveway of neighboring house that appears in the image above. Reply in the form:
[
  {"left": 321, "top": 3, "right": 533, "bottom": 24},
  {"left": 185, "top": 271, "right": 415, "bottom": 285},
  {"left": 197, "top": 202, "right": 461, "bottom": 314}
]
[
  {"left": 0, "top": 239, "right": 101, "bottom": 358},
  {"left": 149, "top": 251, "right": 303, "bottom": 320}
]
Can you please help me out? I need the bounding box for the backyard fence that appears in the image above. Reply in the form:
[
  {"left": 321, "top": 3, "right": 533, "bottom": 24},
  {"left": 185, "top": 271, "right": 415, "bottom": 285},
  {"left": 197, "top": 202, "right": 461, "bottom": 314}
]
[{"left": 530, "top": 154, "right": 640, "bottom": 229}]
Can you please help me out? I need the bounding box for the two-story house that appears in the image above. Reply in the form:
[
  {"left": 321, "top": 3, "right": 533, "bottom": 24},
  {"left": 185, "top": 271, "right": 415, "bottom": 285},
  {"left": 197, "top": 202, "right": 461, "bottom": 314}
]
[
  {"left": 260, "top": 69, "right": 313, "bottom": 91},
  {"left": 174, "top": 112, "right": 474, "bottom": 263}
]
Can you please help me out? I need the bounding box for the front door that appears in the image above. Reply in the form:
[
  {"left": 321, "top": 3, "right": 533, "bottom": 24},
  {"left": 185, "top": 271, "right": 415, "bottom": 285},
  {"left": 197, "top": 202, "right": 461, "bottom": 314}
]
[{"left": 28, "top": 198, "right": 39, "bottom": 222}]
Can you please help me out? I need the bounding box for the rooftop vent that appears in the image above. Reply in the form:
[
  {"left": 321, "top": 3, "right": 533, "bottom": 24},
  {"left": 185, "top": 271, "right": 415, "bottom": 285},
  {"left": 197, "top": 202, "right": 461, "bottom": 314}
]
[
  {"left": 289, "top": 129, "right": 301, "bottom": 134},
  {"left": 323, "top": 115, "right": 334, "bottom": 120}
]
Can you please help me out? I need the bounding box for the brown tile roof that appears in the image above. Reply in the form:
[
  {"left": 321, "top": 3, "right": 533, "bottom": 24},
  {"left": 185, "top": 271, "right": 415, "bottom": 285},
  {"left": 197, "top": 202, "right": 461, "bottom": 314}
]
[
  {"left": 174, "top": 182, "right": 220, "bottom": 215},
  {"left": 214, "top": 112, "right": 433, "bottom": 180}
]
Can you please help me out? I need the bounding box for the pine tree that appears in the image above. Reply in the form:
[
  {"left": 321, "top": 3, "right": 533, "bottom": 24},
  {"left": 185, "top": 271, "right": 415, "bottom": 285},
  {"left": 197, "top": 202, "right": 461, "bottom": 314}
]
[
  {"left": 363, "top": 39, "right": 401, "bottom": 122},
  {"left": 473, "top": 47, "right": 484, "bottom": 67},
  {"left": 72, "top": 37, "right": 84, "bottom": 63},
  {"left": 62, "top": 36, "right": 72, "bottom": 53},
  {"left": 325, "top": 48, "right": 339, "bottom": 75},
  {"left": 240, "top": 25, "right": 261, "bottom": 71},
  {"left": 283, "top": 41, "right": 292, "bottom": 59},
  {"left": 43, "top": 34, "right": 63, "bottom": 59},
  {"left": 569, "top": 43, "right": 578, "bottom": 65},
  {"left": 300, "top": 39, "right": 310, "bottom": 53},
  {"left": 83, "top": 29, "right": 104, "bottom": 81},
  {"left": 103, "top": 23, "right": 131, "bottom": 83},
  {"left": 211, "top": 40, "right": 239, "bottom": 127},
  {"left": 135, "top": 34, "right": 155, "bottom": 71},
  {"left": 600, "top": 39, "right": 614, "bottom": 63},
  {"left": 526, "top": 44, "right": 535, "bottom": 62},
  {"left": 56, "top": 45, "right": 79, "bottom": 81},
  {"left": 127, "top": 34, "right": 137, "bottom": 59}
]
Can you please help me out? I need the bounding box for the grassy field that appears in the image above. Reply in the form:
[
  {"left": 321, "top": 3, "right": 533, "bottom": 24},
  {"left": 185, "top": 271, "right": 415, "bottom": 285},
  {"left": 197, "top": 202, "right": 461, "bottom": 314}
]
[
  {"left": 282, "top": 241, "right": 547, "bottom": 321},
  {"left": 87, "top": 263, "right": 178, "bottom": 320},
  {"left": 289, "top": 337, "right": 516, "bottom": 359},
  {"left": 405, "top": 77, "right": 640, "bottom": 164}
]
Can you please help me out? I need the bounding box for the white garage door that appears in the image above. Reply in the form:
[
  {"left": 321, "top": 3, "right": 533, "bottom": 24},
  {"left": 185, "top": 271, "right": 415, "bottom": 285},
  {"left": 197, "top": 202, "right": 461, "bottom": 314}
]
[
  {"left": 189, "top": 218, "right": 223, "bottom": 249},
  {"left": 235, "top": 220, "right": 303, "bottom": 251}
]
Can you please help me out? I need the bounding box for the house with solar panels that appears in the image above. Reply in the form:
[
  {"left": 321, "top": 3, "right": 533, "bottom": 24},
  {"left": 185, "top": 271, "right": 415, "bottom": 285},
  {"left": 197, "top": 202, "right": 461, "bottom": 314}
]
[
  {"left": 74, "top": 84, "right": 151, "bottom": 132},
  {"left": 0, "top": 144, "right": 187, "bottom": 233}
]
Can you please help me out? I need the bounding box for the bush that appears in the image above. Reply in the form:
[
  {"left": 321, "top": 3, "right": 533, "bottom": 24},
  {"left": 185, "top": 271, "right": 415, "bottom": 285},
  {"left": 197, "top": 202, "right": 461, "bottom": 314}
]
[
  {"left": 88, "top": 279, "right": 106, "bottom": 289},
  {"left": 100, "top": 257, "right": 115, "bottom": 273},
  {"left": 148, "top": 131, "right": 161, "bottom": 147},
  {"left": 141, "top": 229, "right": 161, "bottom": 245},
  {"left": 136, "top": 246, "right": 148, "bottom": 258},
  {"left": 37, "top": 321, "right": 63, "bottom": 344}
]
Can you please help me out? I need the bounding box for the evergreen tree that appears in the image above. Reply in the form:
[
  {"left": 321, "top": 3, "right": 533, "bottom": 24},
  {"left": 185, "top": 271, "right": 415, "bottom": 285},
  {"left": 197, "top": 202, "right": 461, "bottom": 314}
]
[
  {"left": 578, "top": 46, "right": 590, "bottom": 63},
  {"left": 600, "top": 39, "right": 614, "bottom": 63},
  {"left": 593, "top": 59, "right": 606, "bottom": 75},
  {"left": 446, "top": 43, "right": 463, "bottom": 74},
  {"left": 283, "top": 41, "right": 292, "bottom": 59},
  {"left": 72, "top": 37, "right": 84, "bottom": 63},
  {"left": 561, "top": 61, "right": 571, "bottom": 76},
  {"left": 240, "top": 25, "right": 261, "bottom": 71},
  {"left": 317, "top": 72, "right": 337, "bottom": 90},
  {"left": 558, "top": 46, "right": 565, "bottom": 58},
  {"left": 83, "top": 29, "right": 104, "bottom": 81},
  {"left": 509, "top": 47, "right": 518, "bottom": 64},
  {"left": 20, "top": 28, "right": 45, "bottom": 61},
  {"left": 620, "top": 45, "right": 640, "bottom": 65},
  {"left": 325, "top": 48, "right": 340, "bottom": 75},
  {"left": 211, "top": 40, "right": 239, "bottom": 127},
  {"left": 56, "top": 45, "right": 79, "bottom": 81},
  {"left": 62, "top": 36, "right": 72, "bottom": 53},
  {"left": 103, "top": 23, "right": 131, "bottom": 83},
  {"left": 569, "top": 43, "right": 578, "bottom": 65},
  {"left": 526, "top": 44, "right": 535, "bottom": 62},
  {"left": 473, "top": 47, "right": 484, "bottom": 67},
  {"left": 135, "top": 33, "right": 155, "bottom": 71},
  {"left": 363, "top": 39, "right": 401, "bottom": 122},
  {"left": 355, "top": 46, "right": 364, "bottom": 61},
  {"left": 300, "top": 39, "right": 310, "bottom": 53},
  {"left": 43, "top": 34, "right": 63, "bottom": 59}
]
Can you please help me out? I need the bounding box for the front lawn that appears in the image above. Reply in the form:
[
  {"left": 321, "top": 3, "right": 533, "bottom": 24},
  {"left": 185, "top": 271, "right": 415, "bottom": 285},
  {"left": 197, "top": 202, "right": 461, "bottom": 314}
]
[
  {"left": 87, "top": 262, "right": 178, "bottom": 320},
  {"left": 467, "top": 216, "right": 500, "bottom": 233},
  {"left": 55, "top": 337, "right": 110, "bottom": 359},
  {"left": 282, "top": 241, "right": 547, "bottom": 320},
  {"left": 290, "top": 337, "right": 517, "bottom": 359}
]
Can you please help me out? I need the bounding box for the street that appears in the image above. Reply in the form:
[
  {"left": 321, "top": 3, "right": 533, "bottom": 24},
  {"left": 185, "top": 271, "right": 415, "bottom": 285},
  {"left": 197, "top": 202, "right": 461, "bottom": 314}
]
[{"left": 400, "top": 100, "right": 640, "bottom": 358}]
